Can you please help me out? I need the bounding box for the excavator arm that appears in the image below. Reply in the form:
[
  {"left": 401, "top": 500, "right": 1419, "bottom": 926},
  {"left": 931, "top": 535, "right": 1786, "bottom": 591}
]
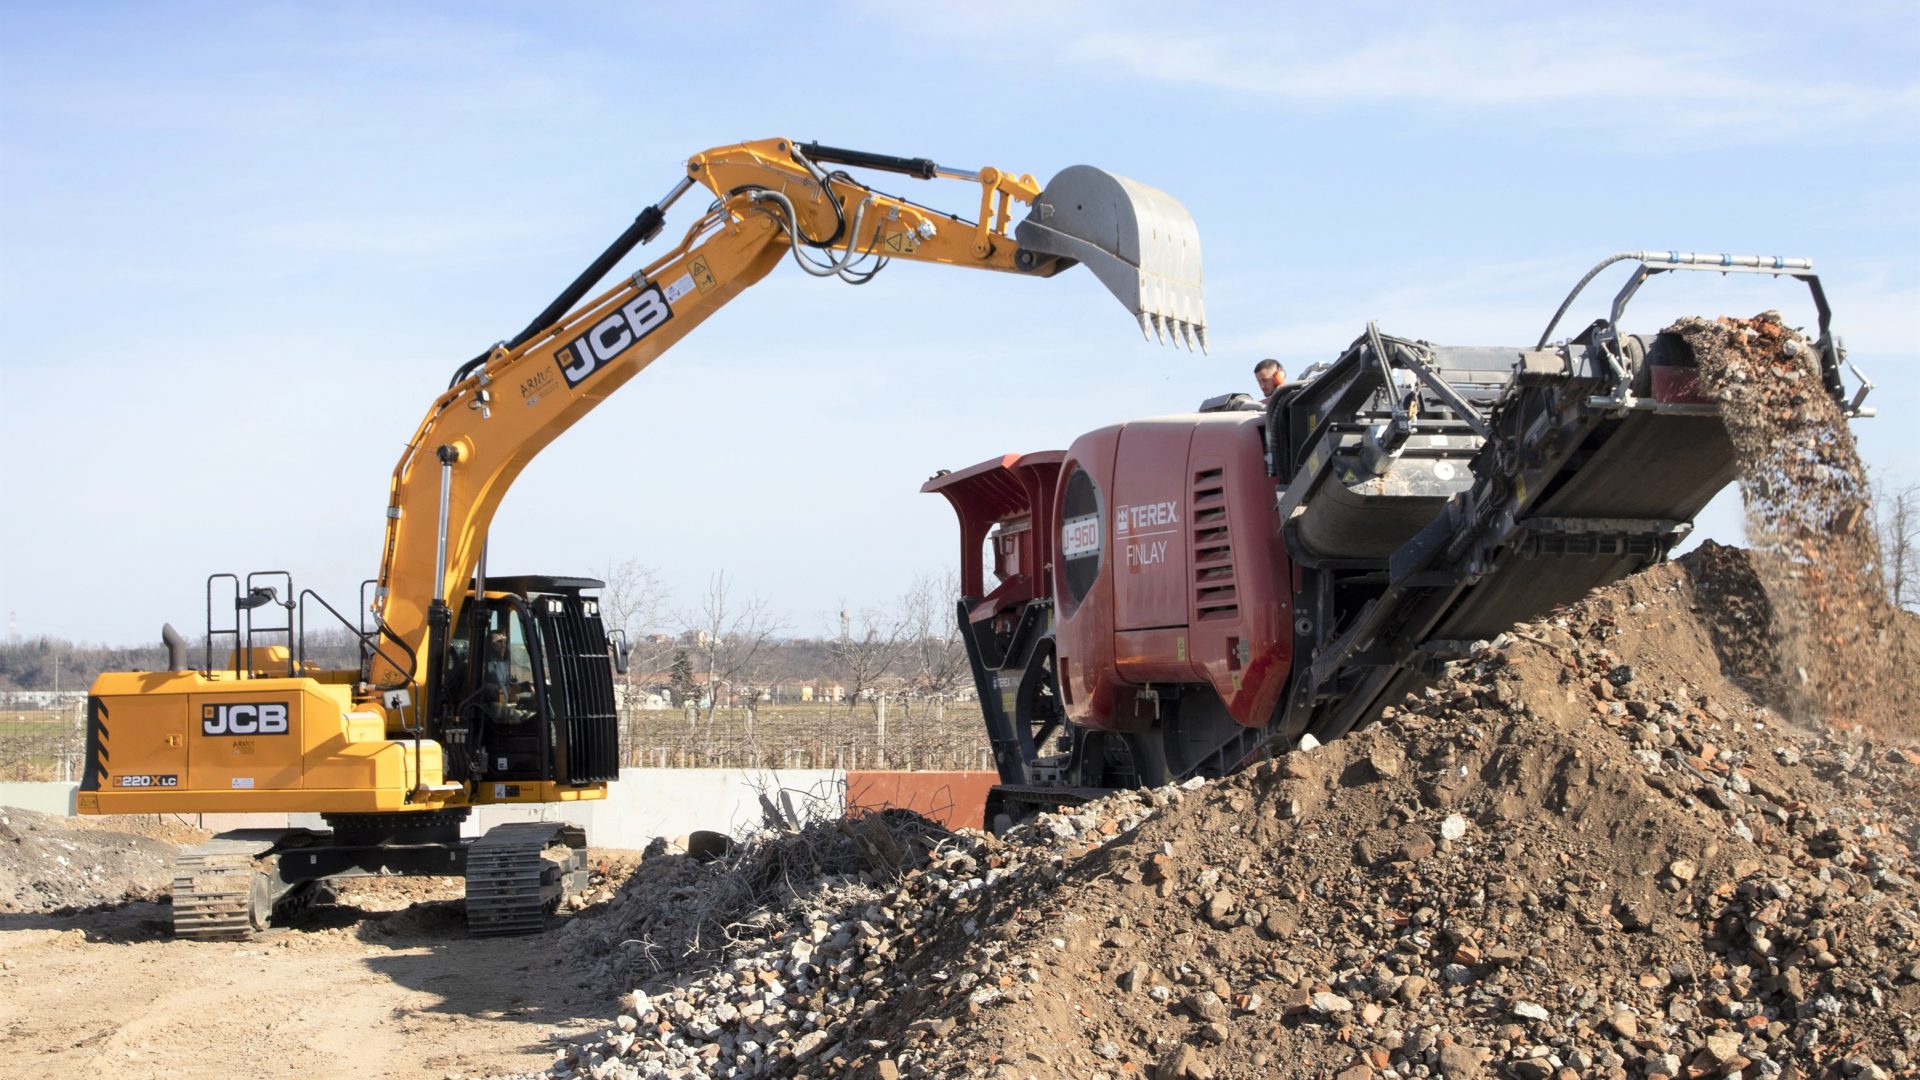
[{"left": 368, "top": 137, "right": 1206, "bottom": 690}]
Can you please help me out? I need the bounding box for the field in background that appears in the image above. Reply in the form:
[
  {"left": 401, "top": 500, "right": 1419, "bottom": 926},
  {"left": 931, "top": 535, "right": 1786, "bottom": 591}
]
[
  {"left": 0, "top": 706, "right": 84, "bottom": 781},
  {"left": 620, "top": 700, "right": 991, "bottom": 772},
  {"left": 0, "top": 700, "right": 992, "bottom": 780}
]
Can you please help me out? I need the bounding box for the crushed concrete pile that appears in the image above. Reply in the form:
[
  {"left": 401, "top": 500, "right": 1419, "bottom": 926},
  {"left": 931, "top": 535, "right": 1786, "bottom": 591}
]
[
  {"left": 537, "top": 808, "right": 998, "bottom": 1078},
  {"left": 0, "top": 807, "right": 185, "bottom": 913},
  {"left": 550, "top": 812, "right": 956, "bottom": 992},
  {"left": 529, "top": 791, "right": 1160, "bottom": 1080},
  {"left": 536, "top": 544, "right": 1917, "bottom": 1080},
  {"left": 526, "top": 313, "right": 1918, "bottom": 1080},
  {"left": 1676, "top": 312, "right": 1920, "bottom": 737},
  {"left": 859, "top": 544, "right": 1917, "bottom": 1080}
]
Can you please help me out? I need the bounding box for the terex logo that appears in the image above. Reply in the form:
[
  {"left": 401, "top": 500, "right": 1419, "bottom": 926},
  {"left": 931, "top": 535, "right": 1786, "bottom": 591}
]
[
  {"left": 202, "top": 702, "right": 290, "bottom": 736},
  {"left": 1116, "top": 500, "right": 1180, "bottom": 534},
  {"left": 554, "top": 283, "right": 674, "bottom": 388}
]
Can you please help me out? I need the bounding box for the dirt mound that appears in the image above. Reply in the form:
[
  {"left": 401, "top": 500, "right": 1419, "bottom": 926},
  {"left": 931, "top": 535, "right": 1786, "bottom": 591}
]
[
  {"left": 857, "top": 546, "right": 1917, "bottom": 1080},
  {"left": 529, "top": 317, "right": 1920, "bottom": 1080},
  {"left": 60, "top": 813, "right": 212, "bottom": 847},
  {"left": 0, "top": 806, "right": 182, "bottom": 913},
  {"left": 1678, "top": 312, "right": 1920, "bottom": 737},
  {"left": 544, "top": 546, "right": 1916, "bottom": 1080}
]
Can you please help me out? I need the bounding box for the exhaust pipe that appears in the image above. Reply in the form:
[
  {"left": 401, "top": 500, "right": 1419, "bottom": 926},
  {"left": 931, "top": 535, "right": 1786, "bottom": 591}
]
[
  {"left": 162, "top": 623, "right": 189, "bottom": 670},
  {"left": 1015, "top": 166, "right": 1208, "bottom": 352}
]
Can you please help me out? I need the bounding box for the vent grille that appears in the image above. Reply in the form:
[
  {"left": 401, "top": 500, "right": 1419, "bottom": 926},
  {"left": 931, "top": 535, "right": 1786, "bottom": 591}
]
[{"left": 1192, "top": 468, "right": 1238, "bottom": 621}]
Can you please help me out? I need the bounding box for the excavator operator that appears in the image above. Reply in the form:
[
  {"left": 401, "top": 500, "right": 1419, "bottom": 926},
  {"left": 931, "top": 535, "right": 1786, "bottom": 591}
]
[{"left": 482, "top": 631, "right": 535, "bottom": 727}]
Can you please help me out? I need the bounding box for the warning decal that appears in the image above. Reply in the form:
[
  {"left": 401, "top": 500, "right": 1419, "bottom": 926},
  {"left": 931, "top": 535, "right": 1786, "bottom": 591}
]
[{"left": 689, "top": 255, "right": 717, "bottom": 294}]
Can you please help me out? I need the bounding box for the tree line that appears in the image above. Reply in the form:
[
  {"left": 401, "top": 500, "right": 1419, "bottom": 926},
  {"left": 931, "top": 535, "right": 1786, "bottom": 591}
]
[{"left": 0, "top": 565, "right": 974, "bottom": 715}]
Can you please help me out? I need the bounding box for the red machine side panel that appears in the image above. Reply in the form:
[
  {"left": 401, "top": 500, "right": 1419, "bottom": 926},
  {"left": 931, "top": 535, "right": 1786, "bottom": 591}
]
[
  {"left": 1054, "top": 413, "right": 1296, "bottom": 734},
  {"left": 1185, "top": 415, "right": 1292, "bottom": 727},
  {"left": 1111, "top": 420, "right": 1197, "bottom": 632}
]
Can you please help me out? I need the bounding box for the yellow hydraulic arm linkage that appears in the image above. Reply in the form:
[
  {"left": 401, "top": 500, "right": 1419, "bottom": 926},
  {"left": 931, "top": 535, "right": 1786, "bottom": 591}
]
[{"left": 368, "top": 137, "right": 1207, "bottom": 692}]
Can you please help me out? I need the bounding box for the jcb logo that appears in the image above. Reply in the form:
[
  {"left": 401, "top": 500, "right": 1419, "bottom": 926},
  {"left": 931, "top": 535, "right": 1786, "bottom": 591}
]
[
  {"left": 554, "top": 284, "right": 673, "bottom": 388},
  {"left": 202, "top": 703, "right": 289, "bottom": 736}
]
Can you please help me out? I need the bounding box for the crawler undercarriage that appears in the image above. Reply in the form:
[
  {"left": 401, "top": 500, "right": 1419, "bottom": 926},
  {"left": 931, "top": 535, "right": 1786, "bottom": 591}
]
[{"left": 168, "top": 815, "right": 587, "bottom": 941}]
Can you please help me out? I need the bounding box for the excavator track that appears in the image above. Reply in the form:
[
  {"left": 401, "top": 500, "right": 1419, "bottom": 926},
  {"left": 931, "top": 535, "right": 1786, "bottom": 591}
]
[
  {"left": 170, "top": 832, "right": 281, "bottom": 941},
  {"left": 464, "top": 821, "right": 587, "bottom": 938}
]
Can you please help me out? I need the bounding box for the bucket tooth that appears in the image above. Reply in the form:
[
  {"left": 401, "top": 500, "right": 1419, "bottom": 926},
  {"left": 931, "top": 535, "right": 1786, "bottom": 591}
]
[
  {"left": 1015, "top": 165, "right": 1206, "bottom": 349},
  {"left": 1138, "top": 312, "right": 1153, "bottom": 342},
  {"left": 1195, "top": 324, "right": 1209, "bottom": 355}
]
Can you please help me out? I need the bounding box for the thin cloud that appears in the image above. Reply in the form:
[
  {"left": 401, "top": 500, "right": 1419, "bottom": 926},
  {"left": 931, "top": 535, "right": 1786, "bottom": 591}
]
[{"left": 879, "top": 4, "right": 1919, "bottom": 147}]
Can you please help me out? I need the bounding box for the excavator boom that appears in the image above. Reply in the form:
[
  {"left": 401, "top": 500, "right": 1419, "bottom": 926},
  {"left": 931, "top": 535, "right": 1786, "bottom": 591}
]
[{"left": 369, "top": 137, "right": 1205, "bottom": 690}]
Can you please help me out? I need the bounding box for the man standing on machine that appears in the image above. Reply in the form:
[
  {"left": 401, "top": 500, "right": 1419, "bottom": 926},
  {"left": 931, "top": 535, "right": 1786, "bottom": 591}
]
[{"left": 1254, "top": 358, "right": 1286, "bottom": 401}]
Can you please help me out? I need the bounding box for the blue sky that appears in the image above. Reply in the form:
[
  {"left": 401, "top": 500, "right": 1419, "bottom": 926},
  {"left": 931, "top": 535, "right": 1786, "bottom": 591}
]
[{"left": 2, "top": 1, "right": 1915, "bottom": 645}]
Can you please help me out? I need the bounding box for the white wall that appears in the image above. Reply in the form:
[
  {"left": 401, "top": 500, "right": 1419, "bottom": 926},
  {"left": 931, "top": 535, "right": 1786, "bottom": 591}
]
[
  {"left": 0, "top": 781, "right": 76, "bottom": 815},
  {"left": 5, "top": 769, "right": 845, "bottom": 851},
  {"left": 454, "top": 768, "right": 845, "bottom": 848}
]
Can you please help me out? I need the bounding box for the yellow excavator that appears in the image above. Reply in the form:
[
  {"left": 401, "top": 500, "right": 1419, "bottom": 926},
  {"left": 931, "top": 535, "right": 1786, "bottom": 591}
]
[{"left": 76, "top": 138, "right": 1206, "bottom": 938}]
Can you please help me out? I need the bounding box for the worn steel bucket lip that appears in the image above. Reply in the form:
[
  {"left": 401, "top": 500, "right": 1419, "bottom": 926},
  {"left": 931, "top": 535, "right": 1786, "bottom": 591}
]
[{"left": 1018, "top": 165, "right": 1207, "bottom": 351}]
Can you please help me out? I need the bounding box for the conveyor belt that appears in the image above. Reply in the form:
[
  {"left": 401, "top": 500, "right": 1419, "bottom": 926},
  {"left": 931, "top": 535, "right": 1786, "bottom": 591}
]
[
  {"left": 1301, "top": 402, "right": 1737, "bottom": 745},
  {"left": 1331, "top": 409, "right": 1732, "bottom": 736},
  {"left": 1438, "top": 409, "right": 1735, "bottom": 641}
]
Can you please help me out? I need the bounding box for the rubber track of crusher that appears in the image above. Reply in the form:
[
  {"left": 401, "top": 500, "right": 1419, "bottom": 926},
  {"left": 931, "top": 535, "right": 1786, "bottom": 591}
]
[
  {"left": 171, "top": 832, "right": 281, "bottom": 941},
  {"left": 464, "top": 821, "right": 587, "bottom": 938}
]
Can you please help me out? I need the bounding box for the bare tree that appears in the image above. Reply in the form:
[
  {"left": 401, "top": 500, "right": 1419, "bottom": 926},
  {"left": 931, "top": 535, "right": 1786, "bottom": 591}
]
[
  {"left": 679, "top": 572, "right": 782, "bottom": 755},
  {"left": 597, "top": 558, "right": 670, "bottom": 764},
  {"left": 0, "top": 729, "right": 34, "bottom": 780},
  {"left": 826, "top": 603, "right": 908, "bottom": 760},
  {"left": 901, "top": 571, "right": 969, "bottom": 723},
  {"left": 1877, "top": 480, "right": 1920, "bottom": 610},
  {"left": 598, "top": 558, "right": 674, "bottom": 677}
]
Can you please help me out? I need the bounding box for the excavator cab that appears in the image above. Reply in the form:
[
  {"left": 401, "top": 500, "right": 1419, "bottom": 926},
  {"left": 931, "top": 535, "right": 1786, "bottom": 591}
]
[{"left": 438, "top": 576, "right": 621, "bottom": 793}]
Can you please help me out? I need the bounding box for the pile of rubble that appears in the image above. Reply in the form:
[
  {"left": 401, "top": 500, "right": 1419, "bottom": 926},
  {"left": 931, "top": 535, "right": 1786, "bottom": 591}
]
[
  {"left": 526, "top": 313, "right": 1915, "bottom": 1080},
  {"left": 530, "top": 780, "right": 1164, "bottom": 1080},
  {"left": 531, "top": 544, "right": 1915, "bottom": 1080},
  {"left": 0, "top": 807, "right": 185, "bottom": 913},
  {"left": 861, "top": 545, "right": 1916, "bottom": 1080}
]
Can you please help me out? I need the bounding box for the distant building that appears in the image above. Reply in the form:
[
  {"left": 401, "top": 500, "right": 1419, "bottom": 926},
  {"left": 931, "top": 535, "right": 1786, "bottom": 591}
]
[{"left": 1, "top": 690, "right": 85, "bottom": 710}]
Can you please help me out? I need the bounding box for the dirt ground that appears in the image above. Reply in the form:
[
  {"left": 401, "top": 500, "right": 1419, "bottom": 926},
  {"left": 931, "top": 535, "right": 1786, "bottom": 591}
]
[{"left": 0, "top": 868, "right": 636, "bottom": 1080}]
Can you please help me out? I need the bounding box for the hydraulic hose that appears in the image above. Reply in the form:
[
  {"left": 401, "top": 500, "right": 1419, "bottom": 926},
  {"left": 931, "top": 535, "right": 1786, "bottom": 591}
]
[
  {"left": 1536, "top": 252, "right": 1642, "bottom": 349},
  {"left": 747, "top": 188, "right": 887, "bottom": 284},
  {"left": 447, "top": 177, "right": 696, "bottom": 388}
]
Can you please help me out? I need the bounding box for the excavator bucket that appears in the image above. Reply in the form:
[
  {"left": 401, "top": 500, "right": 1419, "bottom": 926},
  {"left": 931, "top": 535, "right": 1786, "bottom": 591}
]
[{"left": 1016, "top": 166, "right": 1207, "bottom": 351}]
